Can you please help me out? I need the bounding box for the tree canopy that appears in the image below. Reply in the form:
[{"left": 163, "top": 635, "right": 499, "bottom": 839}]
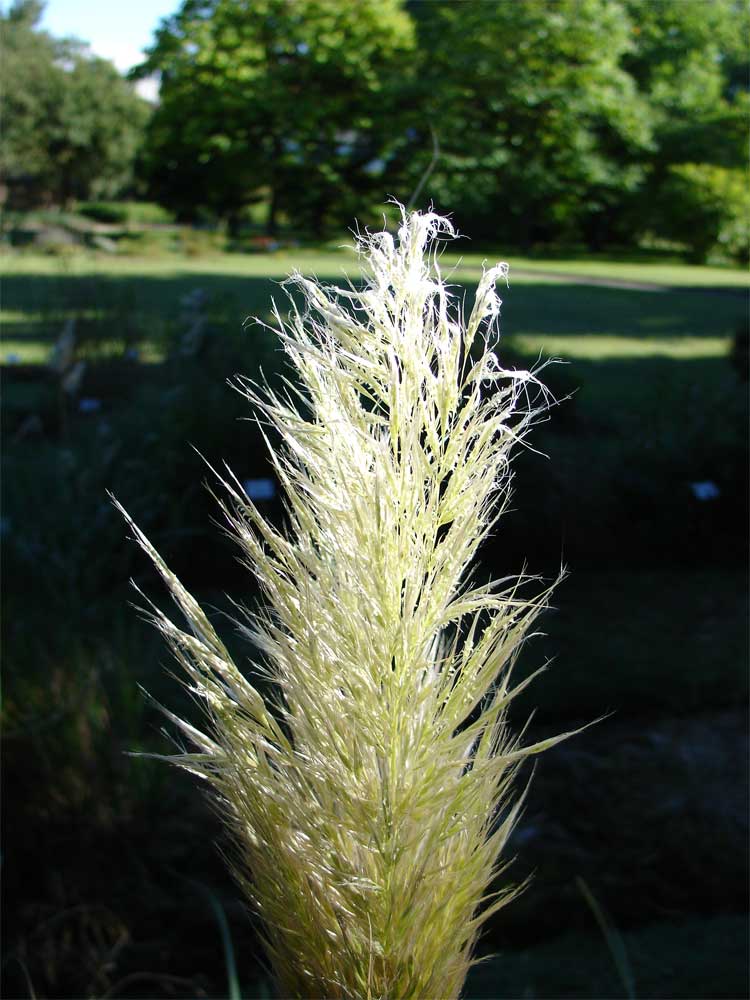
[
  {"left": 132, "top": 0, "right": 747, "bottom": 257},
  {"left": 1, "top": 0, "right": 150, "bottom": 206},
  {"left": 4, "top": 0, "right": 748, "bottom": 259},
  {"left": 136, "top": 0, "right": 416, "bottom": 233},
  {"left": 408, "top": 0, "right": 653, "bottom": 248}
]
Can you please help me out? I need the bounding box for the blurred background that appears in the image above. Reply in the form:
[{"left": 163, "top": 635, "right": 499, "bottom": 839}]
[{"left": 1, "top": 1, "right": 748, "bottom": 997}]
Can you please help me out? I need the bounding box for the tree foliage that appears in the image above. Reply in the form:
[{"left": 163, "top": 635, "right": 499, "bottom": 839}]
[
  {"left": 620, "top": 0, "right": 750, "bottom": 258},
  {"left": 658, "top": 164, "right": 750, "bottom": 264},
  {"left": 408, "top": 0, "right": 653, "bottom": 248},
  {"left": 5, "top": 0, "right": 748, "bottom": 257},
  {"left": 135, "top": 0, "right": 416, "bottom": 233},
  {"left": 136, "top": 0, "right": 748, "bottom": 255},
  {"left": 1, "top": 0, "right": 150, "bottom": 206}
]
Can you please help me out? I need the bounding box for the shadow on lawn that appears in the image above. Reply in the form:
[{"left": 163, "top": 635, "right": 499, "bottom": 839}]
[{"left": 1, "top": 270, "right": 746, "bottom": 339}]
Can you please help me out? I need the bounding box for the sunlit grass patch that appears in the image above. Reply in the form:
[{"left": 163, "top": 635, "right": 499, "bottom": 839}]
[
  {"left": 1, "top": 309, "right": 41, "bottom": 323},
  {"left": 507, "top": 257, "right": 750, "bottom": 288},
  {"left": 1, "top": 339, "right": 51, "bottom": 364},
  {"left": 0, "top": 247, "right": 360, "bottom": 281},
  {"left": 509, "top": 333, "right": 731, "bottom": 360},
  {"left": 4, "top": 245, "right": 750, "bottom": 288},
  {"left": 439, "top": 253, "right": 750, "bottom": 289},
  {"left": 1, "top": 335, "right": 165, "bottom": 365}
]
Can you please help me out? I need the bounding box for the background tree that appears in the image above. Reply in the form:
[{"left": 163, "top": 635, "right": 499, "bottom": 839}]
[
  {"left": 1, "top": 0, "right": 150, "bottom": 207},
  {"left": 135, "top": 0, "right": 416, "bottom": 235},
  {"left": 621, "top": 0, "right": 750, "bottom": 261},
  {"left": 622, "top": 0, "right": 748, "bottom": 169},
  {"left": 1, "top": 1, "right": 60, "bottom": 205},
  {"left": 4, "top": 0, "right": 746, "bottom": 256},
  {"left": 406, "top": 0, "right": 653, "bottom": 249}
]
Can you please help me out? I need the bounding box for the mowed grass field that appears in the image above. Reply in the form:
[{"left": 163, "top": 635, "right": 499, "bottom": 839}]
[
  {"left": 3, "top": 246, "right": 747, "bottom": 360},
  {"left": 2, "top": 246, "right": 748, "bottom": 999},
  {"left": 2, "top": 249, "right": 745, "bottom": 436}
]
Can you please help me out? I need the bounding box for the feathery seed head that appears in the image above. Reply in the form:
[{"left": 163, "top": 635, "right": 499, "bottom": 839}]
[{"left": 117, "top": 206, "right": 576, "bottom": 1000}]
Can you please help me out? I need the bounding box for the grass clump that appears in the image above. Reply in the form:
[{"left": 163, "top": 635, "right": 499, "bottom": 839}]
[{"left": 116, "top": 208, "right": 578, "bottom": 998}]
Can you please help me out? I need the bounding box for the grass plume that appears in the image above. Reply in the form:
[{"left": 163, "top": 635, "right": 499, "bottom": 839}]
[{"left": 116, "top": 207, "right": 576, "bottom": 999}]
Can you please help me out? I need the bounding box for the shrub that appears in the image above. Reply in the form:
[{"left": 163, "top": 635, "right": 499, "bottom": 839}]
[
  {"left": 658, "top": 164, "right": 750, "bottom": 265},
  {"left": 117, "top": 208, "right": 576, "bottom": 998},
  {"left": 78, "top": 201, "right": 175, "bottom": 226}
]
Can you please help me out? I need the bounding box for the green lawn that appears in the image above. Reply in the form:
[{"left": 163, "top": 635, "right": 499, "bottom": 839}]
[
  {"left": 2, "top": 245, "right": 746, "bottom": 1000},
  {"left": 499, "top": 254, "right": 750, "bottom": 289},
  {"left": 3, "top": 243, "right": 745, "bottom": 721},
  {"left": 4, "top": 245, "right": 749, "bottom": 283},
  {"left": 1, "top": 248, "right": 747, "bottom": 366}
]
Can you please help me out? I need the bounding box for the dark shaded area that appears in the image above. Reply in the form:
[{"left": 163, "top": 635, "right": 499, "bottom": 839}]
[{"left": 2, "top": 269, "right": 748, "bottom": 998}]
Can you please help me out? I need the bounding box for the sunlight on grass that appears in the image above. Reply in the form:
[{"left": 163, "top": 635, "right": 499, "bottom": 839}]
[
  {"left": 504, "top": 257, "right": 750, "bottom": 289},
  {"left": 440, "top": 254, "right": 750, "bottom": 289},
  {"left": 3, "top": 248, "right": 749, "bottom": 288},
  {"left": 2, "top": 251, "right": 743, "bottom": 370},
  {"left": 1, "top": 337, "right": 164, "bottom": 364},
  {"left": 510, "top": 334, "right": 731, "bottom": 360},
  {"left": 1, "top": 339, "right": 51, "bottom": 364},
  {"left": 0, "top": 248, "right": 359, "bottom": 281},
  {"left": 1, "top": 309, "right": 39, "bottom": 323}
]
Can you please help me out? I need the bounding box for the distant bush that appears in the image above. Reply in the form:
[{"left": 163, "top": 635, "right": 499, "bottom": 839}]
[
  {"left": 78, "top": 201, "right": 175, "bottom": 226},
  {"left": 659, "top": 164, "right": 750, "bottom": 265},
  {"left": 115, "top": 226, "right": 225, "bottom": 257}
]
